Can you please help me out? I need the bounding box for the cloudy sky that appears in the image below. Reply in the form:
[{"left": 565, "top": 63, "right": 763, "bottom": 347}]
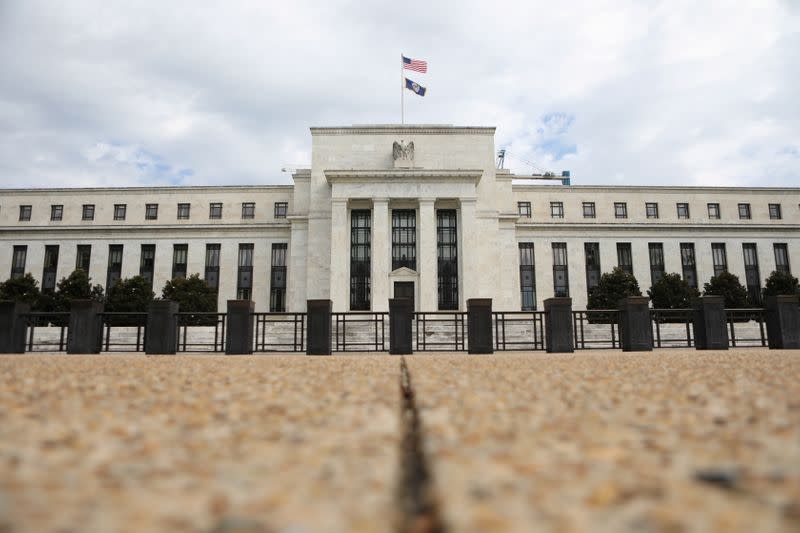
[{"left": 0, "top": 1, "right": 798, "bottom": 189}]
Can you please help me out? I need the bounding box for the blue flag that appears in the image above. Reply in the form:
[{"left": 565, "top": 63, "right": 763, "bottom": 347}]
[{"left": 405, "top": 78, "right": 426, "bottom": 97}]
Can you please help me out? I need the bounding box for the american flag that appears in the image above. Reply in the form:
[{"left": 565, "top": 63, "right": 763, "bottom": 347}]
[{"left": 402, "top": 55, "right": 427, "bottom": 73}]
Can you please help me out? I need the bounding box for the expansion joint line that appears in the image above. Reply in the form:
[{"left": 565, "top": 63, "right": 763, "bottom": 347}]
[{"left": 396, "top": 356, "right": 445, "bottom": 533}]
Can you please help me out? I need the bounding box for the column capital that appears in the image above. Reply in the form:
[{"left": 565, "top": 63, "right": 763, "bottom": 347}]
[
  {"left": 418, "top": 197, "right": 436, "bottom": 206},
  {"left": 459, "top": 197, "right": 478, "bottom": 206},
  {"left": 331, "top": 198, "right": 348, "bottom": 206},
  {"left": 372, "top": 197, "right": 390, "bottom": 204}
]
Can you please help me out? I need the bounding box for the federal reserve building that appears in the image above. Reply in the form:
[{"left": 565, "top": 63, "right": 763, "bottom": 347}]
[{"left": 1, "top": 124, "right": 798, "bottom": 313}]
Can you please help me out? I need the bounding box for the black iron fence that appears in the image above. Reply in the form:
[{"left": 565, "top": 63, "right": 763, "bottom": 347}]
[
  {"left": 650, "top": 308, "right": 694, "bottom": 348},
  {"left": 99, "top": 312, "right": 147, "bottom": 352},
  {"left": 726, "top": 308, "right": 767, "bottom": 347},
  {"left": 176, "top": 312, "right": 226, "bottom": 352},
  {"left": 572, "top": 310, "right": 620, "bottom": 349},
  {"left": 332, "top": 312, "right": 387, "bottom": 352},
  {"left": 253, "top": 312, "right": 305, "bottom": 352},
  {"left": 493, "top": 311, "right": 545, "bottom": 351},
  {"left": 414, "top": 312, "right": 467, "bottom": 351},
  {"left": 22, "top": 312, "right": 70, "bottom": 352}
]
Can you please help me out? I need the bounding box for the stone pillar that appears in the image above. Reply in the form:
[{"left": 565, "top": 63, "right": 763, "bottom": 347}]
[
  {"left": 765, "top": 295, "right": 800, "bottom": 349},
  {"left": 693, "top": 296, "right": 728, "bottom": 350},
  {"left": 0, "top": 301, "right": 30, "bottom": 353},
  {"left": 145, "top": 300, "right": 179, "bottom": 355},
  {"left": 618, "top": 296, "right": 653, "bottom": 352},
  {"left": 329, "top": 198, "right": 349, "bottom": 312},
  {"left": 67, "top": 300, "right": 104, "bottom": 354},
  {"left": 287, "top": 218, "right": 308, "bottom": 312},
  {"left": 371, "top": 198, "right": 390, "bottom": 312},
  {"left": 389, "top": 298, "right": 413, "bottom": 355},
  {"left": 226, "top": 300, "right": 254, "bottom": 355},
  {"left": 459, "top": 198, "right": 478, "bottom": 310},
  {"left": 418, "top": 198, "right": 437, "bottom": 312},
  {"left": 544, "top": 297, "right": 574, "bottom": 353},
  {"left": 307, "top": 299, "right": 332, "bottom": 355},
  {"left": 467, "top": 298, "right": 493, "bottom": 354}
]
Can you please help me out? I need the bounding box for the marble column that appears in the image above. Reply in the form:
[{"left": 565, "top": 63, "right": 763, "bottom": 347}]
[
  {"left": 329, "top": 199, "right": 349, "bottom": 312},
  {"left": 371, "top": 198, "right": 390, "bottom": 312},
  {"left": 287, "top": 217, "right": 308, "bottom": 312},
  {"left": 459, "top": 198, "right": 478, "bottom": 309},
  {"left": 418, "top": 198, "right": 437, "bottom": 312}
]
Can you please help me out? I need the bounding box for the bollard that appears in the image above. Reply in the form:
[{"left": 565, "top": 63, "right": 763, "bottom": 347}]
[
  {"left": 226, "top": 300, "right": 254, "bottom": 355},
  {"left": 467, "top": 298, "right": 493, "bottom": 354},
  {"left": 765, "top": 295, "right": 800, "bottom": 349},
  {"left": 544, "top": 297, "right": 574, "bottom": 353},
  {"left": 306, "top": 299, "right": 332, "bottom": 355},
  {"left": 0, "top": 301, "right": 30, "bottom": 353},
  {"left": 618, "top": 296, "right": 653, "bottom": 351},
  {"left": 389, "top": 298, "right": 413, "bottom": 355},
  {"left": 692, "top": 296, "right": 729, "bottom": 350},
  {"left": 145, "top": 300, "right": 179, "bottom": 354},
  {"left": 67, "top": 300, "right": 104, "bottom": 354}
]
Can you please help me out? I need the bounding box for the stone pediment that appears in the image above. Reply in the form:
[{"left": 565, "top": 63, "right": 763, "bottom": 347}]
[{"left": 389, "top": 266, "right": 418, "bottom": 277}]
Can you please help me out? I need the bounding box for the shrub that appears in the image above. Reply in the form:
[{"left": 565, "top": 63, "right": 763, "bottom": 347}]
[
  {"left": 763, "top": 270, "right": 799, "bottom": 297},
  {"left": 587, "top": 267, "right": 642, "bottom": 322},
  {"left": 161, "top": 274, "right": 218, "bottom": 325},
  {"left": 703, "top": 271, "right": 750, "bottom": 308},
  {"left": 0, "top": 273, "right": 41, "bottom": 306},
  {"left": 648, "top": 273, "right": 699, "bottom": 309},
  {"left": 105, "top": 276, "right": 154, "bottom": 325}
]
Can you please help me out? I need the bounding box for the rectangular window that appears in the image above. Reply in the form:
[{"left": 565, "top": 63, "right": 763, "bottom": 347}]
[
  {"left": 738, "top": 203, "right": 751, "bottom": 219},
  {"left": 518, "top": 202, "right": 531, "bottom": 218},
  {"left": 177, "top": 203, "right": 190, "bottom": 220},
  {"left": 145, "top": 204, "right": 158, "bottom": 220},
  {"left": 742, "top": 243, "right": 761, "bottom": 305},
  {"left": 519, "top": 243, "right": 536, "bottom": 310},
  {"left": 707, "top": 203, "right": 720, "bottom": 219},
  {"left": 237, "top": 243, "right": 254, "bottom": 300},
  {"left": 241, "top": 202, "right": 255, "bottom": 219},
  {"left": 76, "top": 244, "right": 92, "bottom": 274},
  {"left": 11, "top": 246, "right": 27, "bottom": 279},
  {"left": 648, "top": 243, "right": 665, "bottom": 285},
  {"left": 437, "top": 210, "right": 459, "bottom": 309},
  {"left": 645, "top": 202, "right": 659, "bottom": 219},
  {"left": 351, "top": 210, "right": 372, "bottom": 310},
  {"left": 204, "top": 244, "right": 221, "bottom": 290},
  {"left": 270, "top": 243, "right": 288, "bottom": 312},
  {"left": 550, "top": 202, "right": 564, "bottom": 219},
  {"left": 552, "top": 243, "right": 569, "bottom": 297},
  {"left": 139, "top": 244, "right": 156, "bottom": 288},
  {"left": 19, "top": 205, "right": 31, "bottom": 221},
  {"left": 769, "top": 203, "right": 782, "bottom": 220},
  {"left": 711, "top": 243, "right": 728, "bottom": 277},
  {"left": 172, "top": 244, "right": 188, "bottom": 280},
  {"left": 82, "top": 204, "right": 95, "bottom": 221},
  {"left": 274, "top": 202, "right": 288, "bottom": 218},
  {"left": 614, "top": 202, "right": 628, "bottom": 219},
  {"left": 50, "top": 205, "right": 63, "bottom": 221},
  {"left": 209, "top": 202, "right": 222, "bottom": 219},
  {"left": 676, "top": 203, "right": 690, "bottom": 219},
  {"left": 106, "top": 244, "right": 123, "bottom": 289},
  {"left": 582, "top": 202, "right": 596, "bottom": 218},
  {"left": 774, "top": 243, "right": 790, "bottom": 274},
  {"left": 584, "top": 242, "right": 601, "bottom": 296},
  {"left": 113, "top": 204, "right": 127, "bottom": 220},
  {"left": 392, "top": 209, "right": 416, "bottom": 270},
  {"left": 42, "top": 245, "right": 59, "bottom": 292},
  {"left": 680, "top": 243, "right": 698, "bottom": 288},
  {"left": 617, "top": 243, "right": 633, "bottom": 275}
]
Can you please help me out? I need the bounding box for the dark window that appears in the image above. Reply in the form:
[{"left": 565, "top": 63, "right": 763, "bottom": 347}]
[
  {"left": 11, "top": 246, "right": 27, "bottom": 279},
  {"left": 270, "top": 243, "right": 288, "bottom": 312},
  {"left": 19, "top": 205, "right": 31, "bottom": 221},
  {"left": 209, "top": 203, "right": 222, "bottom": 219},
  {"left": 50, "top": 205, "right": 63, "bottom": 221},
  {"left": 617, "top": 243, "right": 633, "bottom": 275},
  {"left": 76, "top": 245, "right": 91, "bottom": 274},
  {"left": 82, "top": 204, "right": 95, "bottom": 221},
  {"left": 769, "top": 203, "right": 782, "bottom": 220},
  {"left": 584, "top": 242, "right": 601, "bottom": 296},
  {"left": 351, "top": 210, "right": 372, "bottom": 310},
  {"left": 614, "top": 202, "right": 628, "bottom": 219},
  {"left": 518, "top": 202, "right": 531, "bottom": 218},
  {"left": 738, "top": 203, "right": 751, "bottom": 219},
  {"left": 646, "top": 202, "right": 659, "bottom": 219},
  {"left": 145, "top": 204, "right": 158, "bottom": 220},
  {"left": 140, "top": 244, "right": 156, "bottom": 288},
  {"left": 712, "top": 243, "right": 727, "bottom": 277},
  {"left": 392, "top": 209, "right": 416, "bottom": 270},
  {"left": 242, "top": 202, "right": 255, "bottom": 219},
  {"left": 648, "top": 243, "right": 665, "bottom": 285},
  {"left": 172, "top": 244, "right": 188, "bottom": 279},
  {"left": 274, "top": 202, "right": 288, "bottom": 218},
  {"left": 106, "top": 245, "right": 123, "bottom": 289},
  {"left": 177, "top": 203, "right": 190, "bottom": 220},
  {"left": 774, "top": 243, "right": 790, "bottom": 274},
  {"left": 437, "top": 210, "right": 459, "bottom": 309},
  {"left": 237, "top": 243, "right": 254, "bottom": 300},
  {"left": 742, "top": 243, "right": 761, "bottom": 305},
  {"left": 205, "top": 244, "right": 221, "bottom": 290},
  {"left": 707, "top": 203, "right": 720, "bottom": 219},
  {"left": 676, "top": 203, "right": 690, "bottom": 219},
  {"left": 550, "top": 202, "right": 564, "bottom": 219},
  {"left": 519, "top": 243, "right": 536, "bottom": 310},
  {"left": 552, "top": 243, "right": 569, "bottom": 297},
  {"left": 42, "top": 245, "right": 59, "bottom": 292},
  {"left": 114, "top": 204, "right": 127, "bottom": 220},
  {"left": 582, "top": 202, "right": 596, "bottom": 218},
  {"left": 680, "top": 243, "right": 698, "bottom": 288}
]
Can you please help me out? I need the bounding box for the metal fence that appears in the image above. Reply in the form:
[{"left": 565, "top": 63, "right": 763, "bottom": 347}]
[
  {"left": 176, "top": 312, "right": 226, "bottom": 352},
  {"left": 99, "top": 312, "right": 147, "bottom": 352},
  {"left": 572, "top": 310, "right": 620, "bottom": 349},
  {"left": 650, "top": 308, "right": 694, "bottom": 348},
  {"left": 253, "top": 312, "right": 305, "bottom": 352},
  {"left": 22, "top": 312, "right": 70, "bottom": 352},
  {"left": 414, "top": 312, "right": 468, "bottom": 351},
  {"left": 493, "top": 311, "right": 545, "bottom": 351},
  {"left": 332, "top": 312, "right": 387, "bottom": 352},
  {"left": 726, "top": 308, "right": 767, "bottom": 347}
]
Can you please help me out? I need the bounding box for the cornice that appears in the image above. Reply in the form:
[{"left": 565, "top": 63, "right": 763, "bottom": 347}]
[
  {"left": 0, "top": 184, "right": 294, "bottom": 194},
  {"left": 515, "top": 222, "right": 800, "bottom": 232},
  {"left": 311, "top": 125, "right": 495, "bottom": 136},
  {"left": 0, "top": 222, "right": 291, "bottom": 233},
  {"left": 324, "top": 169, "right": 483, "bottom": 184},
  {"left": 512, "top": 184, "right": 800, "bottom": 193}
]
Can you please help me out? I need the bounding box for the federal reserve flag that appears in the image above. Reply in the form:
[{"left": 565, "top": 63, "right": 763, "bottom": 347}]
[{"left": 405, "top": 78, "right": 426, "bottom": 97}]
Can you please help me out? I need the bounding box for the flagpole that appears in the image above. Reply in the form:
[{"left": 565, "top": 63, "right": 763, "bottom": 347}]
[{"left": 400, "top": 53, "right": 404, "bottom": 124}]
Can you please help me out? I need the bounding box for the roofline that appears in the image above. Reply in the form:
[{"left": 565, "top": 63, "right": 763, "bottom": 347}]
[
  {"left": 0, "top": 184, "right": 294, "bottom": 194},
  {"left": 311, "top": 124, "right": 496, "bottom": 135},
  {"left": 511, "top": 184, "right": 800, "bottom": 193}
]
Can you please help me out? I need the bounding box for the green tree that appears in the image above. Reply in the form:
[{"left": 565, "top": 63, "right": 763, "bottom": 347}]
[
  {"left": 53, "top": 269, "right": 105, "bottom": 311},
  {"left": 105, "top": 276, "right": 154, "bottom": 325},
  {"left": 588, "top": 267, "right": 642, "bottom": 309},
  {"left": 763, "top": 270, "right": 800, "bottom": 297},
  {"left": 161, "top": 274, "right": 217, "bottom": 325},
  {"left": 648, "top": 273, "right": 699, "bottom": 309},
  {"left": 703, "top": 271, "right": 750, "bottom": 308},
  {"left": 0, "top": 273, "right": 41, "bottom": 306}
]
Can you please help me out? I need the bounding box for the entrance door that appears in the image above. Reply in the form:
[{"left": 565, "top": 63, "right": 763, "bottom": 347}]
[{"left": 394, "top": 281, "right": 415, "bottom": 310}]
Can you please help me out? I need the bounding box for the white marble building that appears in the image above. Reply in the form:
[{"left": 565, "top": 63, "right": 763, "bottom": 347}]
[{"left": 1, "top": 124, "right": 798, "bottom": 312}]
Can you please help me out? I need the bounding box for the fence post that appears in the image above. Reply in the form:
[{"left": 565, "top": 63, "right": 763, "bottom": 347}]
[
  {"left": 145, "top": 300, "right": 179, "bottom": 354},
  {"left": 0, "top": 301, "right": 30, "bottom": 353},
  {"left": 618, "top": 296, "right": 653, "bottom": 352},
  {"left": 544, "top": 297, "right": 574, "bottom": 353},
  {"left": 467, "top": 298, "right": 493, "bottom": 354},
  {"left": 389, "top": 298, "right": 413, "bottom": 355},
  {"left": 765, "top": 295, "right": 800, "bottom": 349},
  {"left": 692, "top": 296, "right": 728, "bottom": 350},
  {"left": 306, "top": 299, "right": 332, "bottom": 355},
  {"left": 225, "top": 300, "right": 254, "bottom": 355},
  {"left": 67, "top": 299, "right": 104, "bottom": 354}
]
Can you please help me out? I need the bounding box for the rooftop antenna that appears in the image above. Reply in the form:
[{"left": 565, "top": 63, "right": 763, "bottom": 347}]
[{"left": 496, "top": 149, "right": 571, "bottom": 185}]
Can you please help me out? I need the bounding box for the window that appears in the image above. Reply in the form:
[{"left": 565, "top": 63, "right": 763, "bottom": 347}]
[
  {"left": 76, "top": 245, "right": 92, "bottom": 274},
  {"left": 582, "top": 202, "right": 596, "bottom": 219},
  {"left": 437, "top": 210, "right": 459, "bottom": 309},
  {"left": 774, "top": 243, "right": 790, "bottom": 274},
  {"left": 711, "top": 243, "right": 727, "bottom": 277},
  {"left": 82, "top": 204, "right": 95, "bottom": 221},
  {"left": 769, "top": 203, "right": 782, "bottom": 220},
  {"left": 646, "top": 202, "right": 659, "bottom": 219},
  {"left": 680, "top": 243, "right": 697, "bottom": 288},
  {"left": 114, "top": 204, "right": 127, "bottom": 220},
  {"left": 738, "top": 203, "right": 751, "bottom": 219},
  {"left": 617, "top": 243, "right": 633, "bottom": 275},
  {"left": 106, "top": 245, "right": 123, "bottom": 289},
  {"left": 19, "top": 205, "right": 31, "bottom": 221},
  {"left": 274, "top": 202, "right": 288, "bottom": 219},
  {"left": 707, "top": 203, "right": 720, "bottom": 219},
  {"left": 42, "top": 245, "right": 59, "bottom": 292},
  {"left": 676, "top": 203, "right": 690, "bottom": 219},
  {"left": 177, "top": 203, "right": 190, "bottom": 220},
  {"left": 139, "top": 245, "right": 156, "bottom": 288},
  {"left": 648, "top": 243, "right": 665, "bottom": 285},
  {"left": 584, "top": 243, "right": 601, "bottom": 296},
  {"left": 518, "top": 202, "right": 531, "bottom": 218},
  {"left": 209, "top": 202, "right": 223, "bottom": 219},
  {"left": 205, "top": 244, "right": 221, "bottom": 290},
  {"left": 270, "top": 243, "right": 288, "bottom": 312},
  {"left": 171, "top": 244, "right": 188, "bottom": 279},
  {"left": 241, "top": 202, "right": 255, "bottom": 219},
  {"left": 392, "top": 209, "right": 416, "bottom": 270},
  {"left": 50, "top": 205, "right": 63, "bottom": 221},
  {"left": 351, "top": 210, "right": 372, "bottom": 310},
  {"left": 552, "top": 243, "right": 569, "bottom": 297},
  {"left": 742, "top": 244, "right": 761, "bottom": 305},
  {"left": 237, "top": 243, "right": 254, "bottom": 300},
  {"left": 550, "top": 202, "right": 564, "bottom": 219},
  {"left": 519, "top": 243, "right": 536, "bottom": 310},
  {"left": 11, "top": 246, "right": 27, "bottom": 279},
  {"left": 614, "top": 202, "right": 628, "bottom": 219},
  {"left": 145, "top": 204, "right": 158, "bottom": 220}
]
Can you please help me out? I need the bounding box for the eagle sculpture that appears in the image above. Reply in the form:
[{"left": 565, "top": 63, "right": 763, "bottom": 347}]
[{"left": 392, "top": 140, "right": 414, "bottom": 161}]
